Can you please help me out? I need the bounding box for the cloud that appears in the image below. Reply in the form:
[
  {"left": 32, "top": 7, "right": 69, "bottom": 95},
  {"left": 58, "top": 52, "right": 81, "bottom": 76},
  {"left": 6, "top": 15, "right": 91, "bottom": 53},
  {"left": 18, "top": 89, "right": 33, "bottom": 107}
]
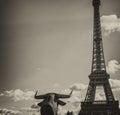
[
  {"left": 94, "top": 86, "right": 106, "bottom": 101},
  {"left": 106, "top": 60, "right": 120, "bottom": 74},
  {"left": 0, "top": 93, "right": 4, "bottom": 96},
  {"left": 109, "top": 79, "right": 120, "bottom": 100},
  {"left": 58, "top": 106, "right": 67, "bottom": 115},
  {"left": 70, "top": 83, "right": 87, "bottom": 91},
  {"left": 109, "top": 79, "right": 120, "bottom": 90},
  {"left": 0, "top": 108, "right": 22, "bottom": 115},
  {"left": 21, "top": 107, "right": 39, "bottom": 112},
  {"left": 4, "top": 89, "right": 35, "bottom": 102},
  {"left": 21, "top": 104, "right": 39, "bottom": 115},
  {"left": 31, "top": 104, "right": 39, "bottom": 109},
  {"left": 59, "top": 83, "right": 88, "bottom": 115},
  {"left": 101, "top": 14, "right": 120, "bottom": 36}
]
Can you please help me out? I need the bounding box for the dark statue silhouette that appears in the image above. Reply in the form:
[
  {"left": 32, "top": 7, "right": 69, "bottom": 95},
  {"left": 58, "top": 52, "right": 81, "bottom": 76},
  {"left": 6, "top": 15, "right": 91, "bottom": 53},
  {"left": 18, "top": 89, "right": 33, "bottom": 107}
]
[
  {"left": 34, "top": 90, "right": 73, "bottom": 115},
  {"left": 66, "top": 111, "right": 74, "bottom": 115}
]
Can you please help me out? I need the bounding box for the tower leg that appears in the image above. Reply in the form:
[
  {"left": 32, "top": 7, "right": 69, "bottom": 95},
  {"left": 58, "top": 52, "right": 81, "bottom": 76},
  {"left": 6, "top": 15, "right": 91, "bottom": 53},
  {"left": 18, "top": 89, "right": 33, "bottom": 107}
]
[{"left": 84, "top": 81, "right": 96, "bottom": 102}]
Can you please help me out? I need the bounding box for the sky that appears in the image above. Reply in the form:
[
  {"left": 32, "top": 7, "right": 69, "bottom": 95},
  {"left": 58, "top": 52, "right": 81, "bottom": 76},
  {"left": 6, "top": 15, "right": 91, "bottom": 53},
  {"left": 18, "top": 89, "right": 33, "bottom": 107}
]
[{"left": 0, "top": 0, "right": 120, "bottom": 114}]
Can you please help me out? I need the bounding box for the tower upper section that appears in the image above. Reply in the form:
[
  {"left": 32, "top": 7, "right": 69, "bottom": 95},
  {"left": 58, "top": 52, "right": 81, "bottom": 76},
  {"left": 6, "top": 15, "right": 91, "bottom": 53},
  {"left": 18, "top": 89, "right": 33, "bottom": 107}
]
[
  {"left": 90, "top": 0, "right": 108, "bottom": 76},
  {"left": 92, "top": 0, "right": 101, "bottom": 7}
]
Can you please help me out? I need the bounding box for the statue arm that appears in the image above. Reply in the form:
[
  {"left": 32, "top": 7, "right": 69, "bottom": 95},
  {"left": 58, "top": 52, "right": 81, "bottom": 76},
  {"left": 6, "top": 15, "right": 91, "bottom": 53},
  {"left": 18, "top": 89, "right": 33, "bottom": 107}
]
[
  {"left": 34, "top": 91, "right": 47, "bottom": 99},
  {"left": 57, "top": 100, "right": 66, "bottom": 106}
]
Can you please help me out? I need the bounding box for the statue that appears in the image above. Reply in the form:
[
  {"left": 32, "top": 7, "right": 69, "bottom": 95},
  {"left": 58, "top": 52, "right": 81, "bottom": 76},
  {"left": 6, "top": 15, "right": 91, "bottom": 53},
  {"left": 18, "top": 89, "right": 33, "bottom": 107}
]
[
  {"left": 34, "top": 90, "right": 73, "bottom": 115},
  {"left": 66, "top": 111, "right": 74, "bottom": 115}
]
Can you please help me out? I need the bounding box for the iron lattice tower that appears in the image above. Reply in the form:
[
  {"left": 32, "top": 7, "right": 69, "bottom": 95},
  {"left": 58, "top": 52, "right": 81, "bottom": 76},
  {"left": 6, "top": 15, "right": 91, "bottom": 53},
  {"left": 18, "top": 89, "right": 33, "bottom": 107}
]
[{"left": 78, "top": 0, "right": 120, "bottom": 115}]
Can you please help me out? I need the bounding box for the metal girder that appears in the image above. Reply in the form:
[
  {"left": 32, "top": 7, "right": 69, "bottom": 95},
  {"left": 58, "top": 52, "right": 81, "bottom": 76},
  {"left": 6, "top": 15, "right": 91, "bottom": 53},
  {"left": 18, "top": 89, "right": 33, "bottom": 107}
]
[{"left": 78, "top": 0, "right": 120, "bottom": 115}]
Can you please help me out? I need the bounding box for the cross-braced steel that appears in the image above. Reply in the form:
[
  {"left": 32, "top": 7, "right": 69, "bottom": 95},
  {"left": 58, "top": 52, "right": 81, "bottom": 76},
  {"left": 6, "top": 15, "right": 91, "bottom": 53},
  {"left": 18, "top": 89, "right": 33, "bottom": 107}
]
[{"left": 78, "top": 0, "right": 120, "bottom": 115}]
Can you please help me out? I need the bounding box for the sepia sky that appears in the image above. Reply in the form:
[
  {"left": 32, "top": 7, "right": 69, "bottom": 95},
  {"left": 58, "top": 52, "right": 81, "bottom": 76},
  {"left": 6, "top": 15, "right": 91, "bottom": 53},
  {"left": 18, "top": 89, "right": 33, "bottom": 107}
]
[{"left": 0, "top": 0, "right": 120, "bottom": 114}]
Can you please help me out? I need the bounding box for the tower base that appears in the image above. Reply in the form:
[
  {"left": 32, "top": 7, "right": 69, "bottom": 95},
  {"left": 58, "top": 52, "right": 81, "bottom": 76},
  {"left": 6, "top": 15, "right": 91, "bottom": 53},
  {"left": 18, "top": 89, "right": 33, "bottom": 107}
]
[{"left": 78, "top": 101, "right": 120, "bottom": 115}]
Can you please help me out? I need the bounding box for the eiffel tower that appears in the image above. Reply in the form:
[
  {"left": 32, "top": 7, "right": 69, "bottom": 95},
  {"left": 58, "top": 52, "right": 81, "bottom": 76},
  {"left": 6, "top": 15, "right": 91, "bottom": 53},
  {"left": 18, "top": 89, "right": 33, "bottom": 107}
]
[{"left": 78, "top": 0, "right": 120, "bottom": 115}]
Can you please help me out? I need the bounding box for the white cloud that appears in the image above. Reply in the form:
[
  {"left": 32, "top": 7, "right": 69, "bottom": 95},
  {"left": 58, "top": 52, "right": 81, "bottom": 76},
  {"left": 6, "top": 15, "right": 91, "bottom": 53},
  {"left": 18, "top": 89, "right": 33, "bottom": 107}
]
[
  {"left": 21, "top": 107, "right": 39, "bottom": 112},
  {"left": 0, "top": 108, "right": 22, "bottom": 115},
  {"left": 107, "top": 60, "right": 120, "bottom": 74},
  {"left": 58, "top": 106, "right": 67, "bottom": 115},
  {"left": 95, "top": 86, "right": 106, "bottom": 101},
  {"left": 101, "top": 14, "right": 120, "bottom": 36},
  {"left": 21, "top": 104, "right": 39, "bottom": 115},
  {"left": 70, "top": 83, "right": 87, "bottom": 91},
  {"left": 109, "top": 79, "right": 120, "bottom": 90},
  {"left": 31, "top": 104, "right": 39, "bottom": 109},
  {"left": 59, "top": 83, "right": 87, "bottom": 115},
  {"left": 0, "top": 93, "right": 4, "bottom": 96},
  {"left": 5, "top": 89, "right": 35, "bottom": 102}
]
